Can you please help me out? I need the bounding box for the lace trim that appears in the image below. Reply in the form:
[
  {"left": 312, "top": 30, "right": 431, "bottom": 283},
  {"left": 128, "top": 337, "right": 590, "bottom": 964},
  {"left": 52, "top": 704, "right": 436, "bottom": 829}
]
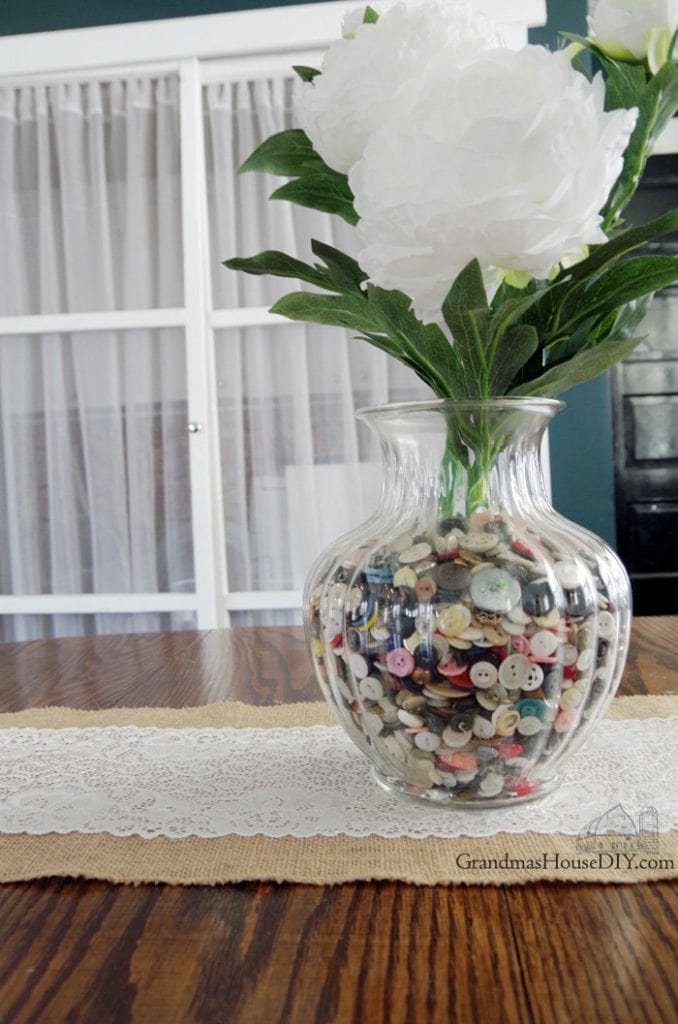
[{"left": 0, "top": 718, "right": 674, "bottom": 839}]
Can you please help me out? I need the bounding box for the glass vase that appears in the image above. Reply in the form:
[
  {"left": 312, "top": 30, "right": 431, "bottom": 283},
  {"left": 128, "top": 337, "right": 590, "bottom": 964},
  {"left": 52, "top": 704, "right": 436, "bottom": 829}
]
[{"left": 304, "top": 398, "right": 631, "bottom": 808}]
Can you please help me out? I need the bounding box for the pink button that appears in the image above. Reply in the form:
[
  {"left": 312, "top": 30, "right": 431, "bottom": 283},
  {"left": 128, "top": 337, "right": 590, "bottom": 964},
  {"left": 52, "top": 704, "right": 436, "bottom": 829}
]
[
  {"left": 510, "top": 634, "right": 531, "bottom": 655},
  {"left": 386, "top": 647, "right": 415, "bottom": 677},
  {"left": 438, "top": 657, "right": 467, "bottom": 678}
]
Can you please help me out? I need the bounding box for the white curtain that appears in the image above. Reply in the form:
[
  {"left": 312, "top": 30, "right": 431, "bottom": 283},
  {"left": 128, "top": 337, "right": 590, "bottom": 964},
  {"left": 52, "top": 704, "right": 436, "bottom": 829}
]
[
  {"left": 0, "top": 70, "right": 429, "bottom": 638},
  {"left": 205, "top": 76, "right": 428, "bottom": 625},
  {"left": 0, "top": 77, "right": 193, "bottom": 639}
]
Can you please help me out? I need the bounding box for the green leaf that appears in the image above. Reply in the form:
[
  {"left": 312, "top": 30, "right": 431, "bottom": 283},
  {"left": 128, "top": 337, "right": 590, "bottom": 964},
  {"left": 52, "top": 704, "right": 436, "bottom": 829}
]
[
  {"left": 310, "top": 239, "right": 368, "bottom": 292},
  {"left": 443, "top": 258, "right": 489, "bottom": 313},
  {"left": 270, "top": 176, "right": 359, "bottom": 225},
  {"left": 292, "top": 65, "right": 321, "bottom": 83},
  {"left": 239, "top": 129, "right": 322, "bottom": 177},
  {"left": 488, "top": 324, "right": 540, "bottom": 396},
  {"left": 510, "top": 334, "right": 644, "bottom": 398},
  {"left": 366, "top": 286, "right": 466, "bottom": 398},
  {"left": 270, "top": 291, "right": 372, "bottom": 332},
  {"left": 559, "top": 254, "right": 678, "bottom": 329},
  {"left": 224, "top": 251, "right": 331, "bottom": 290},
  {"left": 550, "top": 208, "right": 678, "bottom": 307},
  {"left": 363, "top": 5, "right": 379, "bottom": 23}
]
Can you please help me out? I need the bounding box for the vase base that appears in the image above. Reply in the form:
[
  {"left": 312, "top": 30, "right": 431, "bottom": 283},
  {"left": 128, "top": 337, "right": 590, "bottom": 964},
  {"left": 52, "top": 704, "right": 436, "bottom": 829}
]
[{"left": 371, "top": 767, "right": 561, "bottom": 810}]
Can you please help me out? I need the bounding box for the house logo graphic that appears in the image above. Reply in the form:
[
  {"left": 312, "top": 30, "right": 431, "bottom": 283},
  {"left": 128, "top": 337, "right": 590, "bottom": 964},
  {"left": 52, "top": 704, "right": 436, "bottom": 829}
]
[{"left": 576, "top": 803, "right": 659, "bottom": 854}]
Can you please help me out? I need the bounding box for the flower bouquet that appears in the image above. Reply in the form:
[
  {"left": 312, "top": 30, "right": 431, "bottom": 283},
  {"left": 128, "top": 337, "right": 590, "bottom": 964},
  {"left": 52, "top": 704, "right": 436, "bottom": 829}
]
[{"left": 226, "top": 0, "right": 678, "bottom": 807}]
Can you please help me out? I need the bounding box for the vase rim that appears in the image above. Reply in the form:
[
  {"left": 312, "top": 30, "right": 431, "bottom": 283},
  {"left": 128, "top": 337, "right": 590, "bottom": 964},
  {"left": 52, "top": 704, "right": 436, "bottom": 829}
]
[{"left": 356, "top": 396, "right": 565, "bottom": 420}]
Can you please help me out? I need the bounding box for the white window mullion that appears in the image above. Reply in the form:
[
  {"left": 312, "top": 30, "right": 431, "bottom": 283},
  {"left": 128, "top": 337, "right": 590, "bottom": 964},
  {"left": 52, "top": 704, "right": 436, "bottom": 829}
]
[{"left": 180, "top": 57, "right": 229, "bottom": 629}]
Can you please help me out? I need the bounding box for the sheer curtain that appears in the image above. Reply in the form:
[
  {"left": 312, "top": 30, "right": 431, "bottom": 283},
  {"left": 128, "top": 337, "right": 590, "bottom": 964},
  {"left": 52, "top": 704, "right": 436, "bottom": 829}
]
[
  {"left": 0, "top": 77, "right": 193, "bottom": 639},
  {"left": 0, "top": 69, "right": 429, "bottom": 639},
  {"left": 205, "top": 75, "right": 428, "bottom": 625}
]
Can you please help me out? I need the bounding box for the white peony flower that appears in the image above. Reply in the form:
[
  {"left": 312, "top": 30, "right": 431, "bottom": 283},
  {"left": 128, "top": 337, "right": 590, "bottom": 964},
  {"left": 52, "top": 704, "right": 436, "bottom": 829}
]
[
  {"left": 588, "top": 0, "right": 678, "bottom": 62},
  {"left": 349, "top": 46, "right": 638, "bottom": 324},
  {"left": 295, "top": 0, "right": 502, "bottom": 174}
]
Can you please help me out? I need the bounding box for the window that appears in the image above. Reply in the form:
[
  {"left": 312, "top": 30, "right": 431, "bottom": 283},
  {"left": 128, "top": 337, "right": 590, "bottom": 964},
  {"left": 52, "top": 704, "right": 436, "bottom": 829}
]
[{"left": 0, "top": 1, "right": 547, "bottom": 637}]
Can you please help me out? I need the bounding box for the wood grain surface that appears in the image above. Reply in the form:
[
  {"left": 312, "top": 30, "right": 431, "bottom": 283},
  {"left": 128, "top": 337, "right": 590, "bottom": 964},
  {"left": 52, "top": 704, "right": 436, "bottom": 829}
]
[{"left": 0, "top": 619, "right": 676, "bottom": 1024}]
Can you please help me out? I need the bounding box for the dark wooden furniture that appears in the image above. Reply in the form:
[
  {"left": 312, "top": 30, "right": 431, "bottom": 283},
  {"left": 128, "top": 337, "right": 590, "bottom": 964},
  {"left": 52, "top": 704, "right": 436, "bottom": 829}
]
[{"left": 0, "top": 620, "right": 676, "bottom": 1024}]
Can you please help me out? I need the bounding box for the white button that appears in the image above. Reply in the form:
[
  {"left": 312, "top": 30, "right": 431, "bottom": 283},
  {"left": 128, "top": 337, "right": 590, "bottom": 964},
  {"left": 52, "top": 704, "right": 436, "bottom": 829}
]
[
  {"left": 554, "top": 560, "right": 585, "bottom": 589},
  {"left": 479, "top": 773, "right": 504, "bottom": 797},
  {"left": 363, "top": 712, "right": 384, "bottom": 737},
  {"left": 348, "top": 653, "right": 369, "bottom": 679},
  {"left": 522, "top": 663, "right": 544, "bottom": 691},
  {"left": 557, "top": 643, "right": 578, "bottom": 666},
  {"left": 472, "top": 715, "right": 496, "bottom": 739},
  {"left": 461, "top": 531, "right": 499, "bottom": 554},
  {"left": 498, "top": 654, "right": 532, "bottom": 689},
  {"left": 415, "top": 731, "right": 441, "bottom": 752},
  {"left": 442, "top": 725, "right": 472, "bottom": 748},
  {"left": 470, "top": 660, "right": 499, "bottom": 689},
  {"left": 517, "top": 715, "right": 543, "bottom": 736},
  {"left": 530, "top": 630, "right": 559, "bottom": 658},
  {"left": 598, "top": 610, "right": 616, "bottom": 639},
  {"left": 397, "top": 709, "right": 424, "bottom": 727},
  {"left": 576, "top": 648, "right": 594, "bottom": 672},
  {"left": 399, "top": 542, "right": 432, "bottom": 564},
  {"left": 359, "top": 675, "right": 384, "bottom": 701}
]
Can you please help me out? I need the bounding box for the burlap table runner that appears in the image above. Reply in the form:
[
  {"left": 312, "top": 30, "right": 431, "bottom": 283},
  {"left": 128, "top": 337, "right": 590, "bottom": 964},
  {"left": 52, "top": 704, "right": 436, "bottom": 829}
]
[{"left": 1, "top": 695, "right": 676, "bottom": 887}]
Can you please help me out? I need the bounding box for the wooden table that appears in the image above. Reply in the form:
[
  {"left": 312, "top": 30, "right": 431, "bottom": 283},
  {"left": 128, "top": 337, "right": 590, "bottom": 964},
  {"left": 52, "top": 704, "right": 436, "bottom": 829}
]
[{"left": 0, "top": 619, "right": 676, "bottom": 1024}]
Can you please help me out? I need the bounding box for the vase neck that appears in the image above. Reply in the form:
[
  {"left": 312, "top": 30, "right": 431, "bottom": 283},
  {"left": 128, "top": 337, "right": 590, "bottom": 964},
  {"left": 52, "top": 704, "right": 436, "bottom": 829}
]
[{"left": 358, "top": 399, "right": 562, "bottom": 523}]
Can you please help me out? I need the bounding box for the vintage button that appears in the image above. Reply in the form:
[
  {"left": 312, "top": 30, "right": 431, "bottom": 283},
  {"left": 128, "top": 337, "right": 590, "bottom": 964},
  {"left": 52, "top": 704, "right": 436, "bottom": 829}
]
[
  {"left": 414, "top": 642, "right": 440, "bottom": 670},
  {"left": 554, "top": 560, "right": 585, "bottom": 590},
  {"left": 345, "top": 627, "right": 364, "bottom": 653},
  {"left": 542, "top": 670, "right": 562, "bottom": 700},
  {"left": 472, "top": 715, "right": 496, "bottom": 739},
  {"left": 476, "top": 745, "right": 500, "bottom": 762},
  {"left": 492, "top": 707, "right": 521, "bottom": 736},
  {"left": 348, "top": 653, "right": 370, "bottom": 679},
  {"left": 500, "top": 618, "right": 526, "bottom": 637},
  {"left": 515, "top": 698, "right": 548, "bottom": 721},
  {"left": 411, "top": 667, "right": 432, "bottom": 686},
  {"left": 458, "top": 625, "right": 484, "bottom": 641},
  {"left": 469, "top": 660, "right": 499, "bottom": 689},
  {"left": 554, "top": 709, "right": 576, "bottom": 732},
  {"left": 438, "top": 656, "right": 468, "bottom": 678},
  {"left": 479, "top": 773, "right": 505, "bottom": 797},
  {"left": 441, "top": 725, "right": 472, "bottom": 749},
  {"left": 436, "top": 604, "right": 472, "bottom": 637},
  {"left": 460, "top": 531, "right": 499, "bottom": 554},
  {"left": 359, "top": 675, "right": 384, "bottom": 701},
  {"left": 415, "top": 730, "right": 441, "bottom": 752},
  {"left": 476, "top": 691, "right": 500, "bottom": 711},
  {"left": 399, "top": 542, "right": 432, "bottom": 564},
  {"left": 560, "top": 687, "right": 584, "bottom": 711},
  {"left": 597, "top": 610, "right": 616, "bottom": 640},
  {"left": 386, "top": 647, "right": 415, "bottom": 677},
  {"left": 470, "top": 568, "right": 520, "bottom": 613},
  {"left": 397, "top": 709, "right": 425, "bottom": 727},
  {"left": 509, "top": 633, "right": 531, "bottom": 655},
  {"left": 403, "top": 631, "right": 422, "bottom": 653},
  {"left": 533, "top": 608, "right": 561, "bottom": 629},
  {"left": 556, "top": 643, "right": 578, "bottom": 666},
  {"left": 530, "top": 630, "right": 559, "bottom": 658},
  {"left": 448, "top": 637, "right": 473, "bottom": 650},
  {"left": 507, "top": 605, "right": 532, "bottom": 625},
  {"left": 415, "top": 576, "right": 437, "bottom": 602},
  {"left": 483, "top": 625, "right": 511, "bottom": 645},
  {"left": 498, "top": 654, "right": 531, "bottom": 689},
  {"left": 362, "top": 711, "right": 384, "bottom": 737},
  {"left": 435, "top": 562, "right": 471, "bottom": 593},
  {"left": 393, "top": 566, "right": 417, "bottom": 588},
  {"left": 576, "top": 648, "right": 594, "bottom": 672},
  {"left": 521, "top": 579, "right": 555, "bottom": 617},
  {"left": 522, "top": 663, "right": 544, "bottom": 691}
]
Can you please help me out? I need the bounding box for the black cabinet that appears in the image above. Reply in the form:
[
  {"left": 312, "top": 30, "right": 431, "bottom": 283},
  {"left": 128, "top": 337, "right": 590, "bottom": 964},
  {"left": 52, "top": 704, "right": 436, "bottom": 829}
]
[{"left": 612, "top": 155, "right": 678, "bottom": 614}]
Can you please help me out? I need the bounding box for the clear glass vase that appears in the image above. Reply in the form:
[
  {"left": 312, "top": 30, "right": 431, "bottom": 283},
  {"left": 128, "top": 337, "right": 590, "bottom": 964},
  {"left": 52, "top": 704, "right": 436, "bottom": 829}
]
[{"left": 304, "top": 398, "right": 631, "bottom": 808}]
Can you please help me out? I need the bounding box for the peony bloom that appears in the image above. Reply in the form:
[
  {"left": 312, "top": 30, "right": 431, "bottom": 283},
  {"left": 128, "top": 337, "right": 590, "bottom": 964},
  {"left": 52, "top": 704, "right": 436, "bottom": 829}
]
[
  {"left": 349, "top": 46, "right": 638, "bottom": 324},
  {"left": 588, "top": 0, "right": 678, "bottom": 63},
  {"left": 295, "top": 0, "right": 502, "bottom": 174}
]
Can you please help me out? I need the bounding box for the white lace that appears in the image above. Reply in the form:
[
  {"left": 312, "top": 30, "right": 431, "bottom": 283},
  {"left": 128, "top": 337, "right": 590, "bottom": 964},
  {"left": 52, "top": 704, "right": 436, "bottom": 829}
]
[{"left": 0, "top": 719, "right": 675, "bottom": 839}]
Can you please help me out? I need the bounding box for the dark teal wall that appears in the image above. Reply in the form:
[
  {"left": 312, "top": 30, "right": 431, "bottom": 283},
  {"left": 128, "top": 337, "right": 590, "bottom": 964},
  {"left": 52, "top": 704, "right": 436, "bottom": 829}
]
[
  {"left": 0, "top": 0, "right": 617, "bottom": 546},
  {"left": 530, "top": 2, "right": 618, "bottom": 549},
  {"left": 0, "top": 0, "right": 307, "bottom": 35}
]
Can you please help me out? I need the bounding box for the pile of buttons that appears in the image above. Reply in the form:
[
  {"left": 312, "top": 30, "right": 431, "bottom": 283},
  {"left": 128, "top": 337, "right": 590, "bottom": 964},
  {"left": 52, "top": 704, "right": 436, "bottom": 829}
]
[{"left": 309, "top": 512, "right": 619, "bottom": 805}]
